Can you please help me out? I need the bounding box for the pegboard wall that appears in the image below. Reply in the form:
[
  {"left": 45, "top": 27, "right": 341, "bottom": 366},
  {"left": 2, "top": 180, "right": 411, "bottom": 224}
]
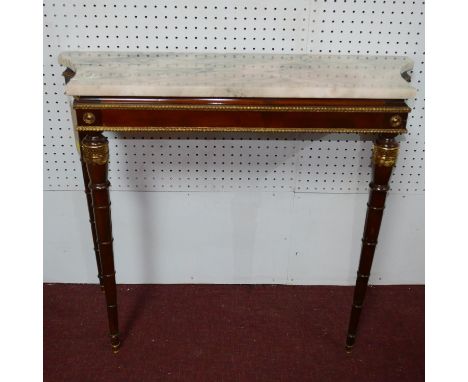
[{"left": 43, "top": 0, "right": 425, "bottom": 194}]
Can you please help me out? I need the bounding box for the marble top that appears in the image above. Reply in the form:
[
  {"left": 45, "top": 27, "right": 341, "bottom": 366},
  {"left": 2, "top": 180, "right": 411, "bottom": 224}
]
[{"left": 59, "top": 52, "right": 416, "bottom": 99}]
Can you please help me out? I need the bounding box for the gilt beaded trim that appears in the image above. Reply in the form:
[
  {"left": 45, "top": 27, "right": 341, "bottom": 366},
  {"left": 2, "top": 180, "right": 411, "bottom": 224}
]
[
  {"left": 77, "top": 126, "right": 406, "bottom": 134},
  {"left": 74, "top": 103, "right": 411, "bottom": 113}
]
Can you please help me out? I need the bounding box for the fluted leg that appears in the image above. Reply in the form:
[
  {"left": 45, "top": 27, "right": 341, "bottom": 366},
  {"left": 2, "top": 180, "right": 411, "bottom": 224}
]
[
  {"left": 345, "top": 135, "right": 399, "bottom": 351},
  {"left": 79, "top": 131, "right": 104, "bottom": 290},
  {"left": 82, "top": 133, "right": 120, "bottom": 353}
]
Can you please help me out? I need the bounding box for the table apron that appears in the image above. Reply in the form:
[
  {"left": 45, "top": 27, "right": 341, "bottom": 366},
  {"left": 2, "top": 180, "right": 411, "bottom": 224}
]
[{"left": 75, "top": 108, "right": 407, "bottom": 134}]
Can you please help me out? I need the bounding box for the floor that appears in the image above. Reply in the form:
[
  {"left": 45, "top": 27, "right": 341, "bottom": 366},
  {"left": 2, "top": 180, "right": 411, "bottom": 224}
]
[{"left": 44, "top": 284, "right": 424, "bottom": 382}]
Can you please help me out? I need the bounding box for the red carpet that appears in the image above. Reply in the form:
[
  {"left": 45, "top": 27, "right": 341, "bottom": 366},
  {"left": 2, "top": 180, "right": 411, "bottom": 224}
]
[{"left": 44, "top": 284, "right": 424, "bottom": 381}]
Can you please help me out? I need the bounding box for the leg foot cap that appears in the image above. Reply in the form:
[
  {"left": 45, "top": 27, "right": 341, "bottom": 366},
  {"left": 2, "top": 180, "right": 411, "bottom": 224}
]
[{"left": 112, "top": 342, "right": 121, "bottom": 354}]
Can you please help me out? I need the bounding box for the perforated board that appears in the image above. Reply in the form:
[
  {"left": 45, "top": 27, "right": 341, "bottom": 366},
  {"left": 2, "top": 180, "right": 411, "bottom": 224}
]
[{"left": 43, "top": 0, "right": 425, "bottom": 194}]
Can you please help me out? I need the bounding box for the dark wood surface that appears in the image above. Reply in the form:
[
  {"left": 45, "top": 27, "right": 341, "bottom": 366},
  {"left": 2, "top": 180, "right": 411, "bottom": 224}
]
[
  {"left": 345, "top": 135, "right": 399, "bottom": 351},
  {"left": 81, "top": 133, "right": 120, "bottom": 352},
  {"left": 74, "top": 96, "right": 409, "bottom": 134},
  {"left": 63, "top": 68, "right": 410, "bottom": 352}
]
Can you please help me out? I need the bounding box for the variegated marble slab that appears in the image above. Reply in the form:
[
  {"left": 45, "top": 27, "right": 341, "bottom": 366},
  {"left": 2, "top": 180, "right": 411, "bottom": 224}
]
[{"left": 59, "top": 52, "right": 416, "bottom": 99}]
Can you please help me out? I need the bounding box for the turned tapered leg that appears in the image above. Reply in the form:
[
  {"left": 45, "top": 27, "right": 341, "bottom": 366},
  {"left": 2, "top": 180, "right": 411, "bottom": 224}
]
[
  {"left": 345, "top": 135, "right": 399, "bottom": 351},
  {"left": 82, "top": 133, "right": 120, "bottom": 353},
  {"left": 79, "top": 131, "right": 104, "bottom": 290}
]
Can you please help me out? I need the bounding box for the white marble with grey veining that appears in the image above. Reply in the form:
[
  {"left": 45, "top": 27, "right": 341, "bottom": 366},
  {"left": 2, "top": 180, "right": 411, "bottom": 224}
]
[{"left": 58, "top": 51, "right": 416, "bottom": 99}]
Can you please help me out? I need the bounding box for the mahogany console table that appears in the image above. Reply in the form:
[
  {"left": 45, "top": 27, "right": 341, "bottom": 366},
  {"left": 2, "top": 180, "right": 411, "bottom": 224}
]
[{"left": 58, "top": 52, "right": 416, "bottom": 353}]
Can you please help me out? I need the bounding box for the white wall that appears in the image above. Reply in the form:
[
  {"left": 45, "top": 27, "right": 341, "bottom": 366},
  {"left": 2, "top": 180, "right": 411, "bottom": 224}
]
[
  {"left": 43, "top": 0, "right": 425, "bottom": 284},
  {"left": 44, "top": 190, "right": 424, "bottom": 284}
]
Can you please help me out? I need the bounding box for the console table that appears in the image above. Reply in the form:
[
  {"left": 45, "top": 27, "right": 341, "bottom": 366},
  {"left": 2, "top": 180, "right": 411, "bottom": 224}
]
[{"left": 58, "top": 52, "right": 416, "bottom": 353}]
